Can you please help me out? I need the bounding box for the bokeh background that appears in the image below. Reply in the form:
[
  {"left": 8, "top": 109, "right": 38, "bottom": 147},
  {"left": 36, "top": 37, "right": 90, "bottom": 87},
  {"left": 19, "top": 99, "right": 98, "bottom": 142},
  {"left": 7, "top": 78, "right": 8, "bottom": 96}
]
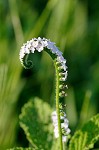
[{"left": 0, "top": 0, "right": 99, "bottom": 149}]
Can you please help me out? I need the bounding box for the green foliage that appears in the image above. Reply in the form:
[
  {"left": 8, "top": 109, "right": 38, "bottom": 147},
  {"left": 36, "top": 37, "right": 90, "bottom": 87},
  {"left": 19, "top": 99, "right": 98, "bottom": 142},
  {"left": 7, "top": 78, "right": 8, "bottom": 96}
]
[
  {"left": 8, "top": 148, "right": 33, "bottom": 150},
  {"left": 8, "top": 99, "right": 99, "bottom": 150},
  {"left": 19, "top": 97, "right": 59, "bottom": 150},
  {"left": 0, "top": 0, "right": 99, "bottom": 149},
  {"left": 0, "top": 55, "right": 23, "bottom": 149},
  {"left": 69, "top": 114, "right": 99, "bottom": 150}
]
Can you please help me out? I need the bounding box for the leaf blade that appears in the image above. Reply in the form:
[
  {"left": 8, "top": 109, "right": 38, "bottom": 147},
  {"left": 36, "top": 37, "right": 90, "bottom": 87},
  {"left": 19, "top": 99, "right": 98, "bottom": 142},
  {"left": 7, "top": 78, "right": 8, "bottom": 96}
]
[
  {"left": 19, "top": 97, "right": 54, "bottom": 150},
  {"left": 69, "top": 114, "right": 99, "bottom": 150}
]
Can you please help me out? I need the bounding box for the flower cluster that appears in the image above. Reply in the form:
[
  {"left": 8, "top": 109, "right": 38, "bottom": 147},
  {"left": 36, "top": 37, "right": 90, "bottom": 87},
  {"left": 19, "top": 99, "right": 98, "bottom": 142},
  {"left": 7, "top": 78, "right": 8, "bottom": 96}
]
[
  {"left": 19, "top": 37, "right": 67, "bottom": 77},
  {"left": 19, "top": 37, "right": 68, "bottom": 96},
  {"left": 52, "top": 110, "right": 70, "bottom": 142}
]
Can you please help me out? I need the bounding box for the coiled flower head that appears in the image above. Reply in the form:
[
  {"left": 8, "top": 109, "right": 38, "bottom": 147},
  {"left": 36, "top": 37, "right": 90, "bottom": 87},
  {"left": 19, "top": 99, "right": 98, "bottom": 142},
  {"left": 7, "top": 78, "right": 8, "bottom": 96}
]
[
  {"left": 19, "top": 37, "right": 68, "bottom": 97},
  {"left": 19, "top": 37, "right": 67, "bottom": 74}
]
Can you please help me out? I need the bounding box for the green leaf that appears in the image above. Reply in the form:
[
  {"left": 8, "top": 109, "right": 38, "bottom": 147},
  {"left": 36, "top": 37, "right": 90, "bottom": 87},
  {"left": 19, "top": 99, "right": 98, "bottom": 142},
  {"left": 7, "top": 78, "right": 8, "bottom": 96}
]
[
  {"left": 7, "top": 148, "right": 33, "bottom": 150},
  {"left": 69, "top": 114, "right": 99, "bottom": 150},
  {"left": 19, "top": 97, "right": 59, "bottom": 150}
]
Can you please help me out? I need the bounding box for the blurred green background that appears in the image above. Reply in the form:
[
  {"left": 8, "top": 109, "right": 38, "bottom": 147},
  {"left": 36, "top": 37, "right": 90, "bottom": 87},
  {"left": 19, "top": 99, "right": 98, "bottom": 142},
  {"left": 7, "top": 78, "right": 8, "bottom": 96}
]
[{"left": 0, "top": 0, "right": 99, "bottom": 149}]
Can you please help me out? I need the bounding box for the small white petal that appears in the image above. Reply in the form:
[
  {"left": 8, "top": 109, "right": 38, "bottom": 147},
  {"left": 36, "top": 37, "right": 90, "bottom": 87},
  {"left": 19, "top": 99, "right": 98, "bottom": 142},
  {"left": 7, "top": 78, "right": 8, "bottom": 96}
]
[
  {"left": 51, "top": 45, "right": 59, "bottom": 54},
  {"left": 31, "top": 47, "right": 35, "bottom": 53},
  {"left": 32, "top": 41, "right": 38, "bottom": 48},
  {"left": 19, "top": 52, "right": 25, "bottom": 59},
  {"left": 64, "top": 118, "right": 69, "bottom": 124},
  {"left": 61, "top": 123, "right": 68, "bottom": 130},
  {"left": 52, "top": 111, "right": 56, "bottom": 115},
  {"left": 66, "top": 128, "right": 71, "bottom": 134},
  {"left": 52, "top": 118, "right": 57, "bottom": 123},
  {"left": 56, "top": 50, "right": 63, "bottom": 56},
  {"left": 38, "top": 37, "right": 42, "bottom": 41},
  {"left": 42, "top": 40, "right": 48, "bottom": 47},
  {"left": 53, "top": 122, "right": 58, "bottom": 127},
  {"left": 62, "top": 136, "right": 67, "bottom": 142},
  {"left": 26, "top": 41, "right": 31, "bottom": 48},
  {"left": 36, "top": 46, "right": 44, "bottom": 52},
  {"left": 47, "top": 41, "right": 54, "bottom": 50},
  {"left": 54, "top": 128, "right": 59, "bottom": 138}
]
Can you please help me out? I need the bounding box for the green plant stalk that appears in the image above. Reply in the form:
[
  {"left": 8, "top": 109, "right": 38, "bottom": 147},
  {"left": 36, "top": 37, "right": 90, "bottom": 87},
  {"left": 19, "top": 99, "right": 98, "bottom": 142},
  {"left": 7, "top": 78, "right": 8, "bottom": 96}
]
[
  {"left": 63, "top": 142, "right": 66, "bottom": 150},
  {"left": 55, "top": 62, "right": 63, "bottom": 150}
]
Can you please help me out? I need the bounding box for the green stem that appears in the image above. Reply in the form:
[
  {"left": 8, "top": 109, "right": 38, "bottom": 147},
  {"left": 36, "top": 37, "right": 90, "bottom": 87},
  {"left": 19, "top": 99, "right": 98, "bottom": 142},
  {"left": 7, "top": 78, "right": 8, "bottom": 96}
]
[
  {"left": 63, "top": 142, "right": 66, "bottom": 150},
  {"left": 55, "top": 62, "right": 63, "bottom": 150}
]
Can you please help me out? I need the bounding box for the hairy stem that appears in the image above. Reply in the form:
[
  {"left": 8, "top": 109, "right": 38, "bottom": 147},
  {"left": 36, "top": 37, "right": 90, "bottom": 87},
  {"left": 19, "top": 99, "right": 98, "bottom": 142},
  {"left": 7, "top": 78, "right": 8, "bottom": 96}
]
[
  {"left": 63, "top": 142, "right": 66, "bottom": 150},
  {"left": 55, "top": 62, "right": 63, "bottom": 150}
]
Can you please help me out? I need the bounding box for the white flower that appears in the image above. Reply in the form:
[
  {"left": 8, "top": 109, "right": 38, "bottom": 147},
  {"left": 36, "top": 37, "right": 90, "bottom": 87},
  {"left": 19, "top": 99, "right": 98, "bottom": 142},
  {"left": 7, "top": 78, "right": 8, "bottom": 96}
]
[
  {"left": 37, "top": 37, "right": 42, "bottom": 41},
  {"left": 57, "top": 56, "right": 66, "bottom": 63},
  {"left": 52, "top": 111, "right": 57, "bottom": 116},
  {"left": 19, "top": 46, "right": 28, "bottom": 60},
  {"left": 22, "top": 46, "right": 30, "bottom": 54},
  {"left": 47, "top": 41, "right": 63, "bottom": 56},
  {"left": 62, "top": 136, "right": 67, "bottom": 142},
  {"left": 64, "top": 118, "right": 69, "bottom": 124},
  {"left": 30, "top": 47, "right": 35, "bottom": 53},
  {"left": 56, "top": 49, "right": 63, "bottom": 56},
  {"left": 51, "top": 46, "right": 58, "bottom": 54},
  {"left": 61, "top": 122, "right": 68, "bottom": 130},
  {"left": 33, "top": 37, "right": 47, "bottom": 52},
  {"left": 47, "top": 43, "right": 55, "bottom": 54},
  {"left": 19, "top": 50, "right": 25, "bottom": 58},
  {"left": 36, "top": 43, "right": 44, "bottom": 52},
  {"left": 66, "top": 128, "right": 71, "bottom": 134},
  {"left": 60, "top": 115, "right": 66, "bottom": 120},
  {"left": 52, "top": 111, "right": 58, "bottom": 124},
  {"left": 54, "top": 128, "right": 59, "bottom": 138},
  {"left": 51, "top": 110, "right": 70, "bottom": 142},
  {"left": 32, "top": 40, "right": 38, "bottom": 48},
  {"left": 26, "top": 41, "right": 32, "bottom": 48},
  {"left": 42, "top": 40, "right": 48, "bottom": 47},
  {"left": 47, "top": 41, "right": 54, "bottom": 50}
]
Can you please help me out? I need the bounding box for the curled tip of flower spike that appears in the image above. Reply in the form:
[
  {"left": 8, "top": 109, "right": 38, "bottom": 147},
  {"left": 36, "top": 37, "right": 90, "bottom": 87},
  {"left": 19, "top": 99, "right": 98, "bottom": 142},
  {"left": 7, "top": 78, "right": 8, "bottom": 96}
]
[
  {"left": 19, "top": 37, "right": 67, "bottom": 72},
  {"left": 22, "top": 54, "right": 33, "bottom": 69}
]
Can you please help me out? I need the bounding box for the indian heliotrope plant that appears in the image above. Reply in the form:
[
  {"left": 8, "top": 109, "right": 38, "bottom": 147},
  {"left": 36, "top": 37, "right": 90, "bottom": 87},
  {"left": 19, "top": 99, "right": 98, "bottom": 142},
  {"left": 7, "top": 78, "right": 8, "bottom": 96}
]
[
  {"left": 19, "top": 37, "right": 70, "bottom": 149},
  {"left": 7, "top": 37, "right": 99, "bottom": 150}
]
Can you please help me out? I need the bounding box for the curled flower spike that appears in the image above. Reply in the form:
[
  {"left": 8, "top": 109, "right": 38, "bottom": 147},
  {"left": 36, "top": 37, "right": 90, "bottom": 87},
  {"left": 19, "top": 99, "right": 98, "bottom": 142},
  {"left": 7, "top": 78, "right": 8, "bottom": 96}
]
[
  {"left": 19, "top": 37, "right": 69, "bottom": 150},
  {"left": 19, "top": 37, "right": 67, "bottom": 74},
  {"left": 19, "top": 37, "right": 68, "bottom": 98}
]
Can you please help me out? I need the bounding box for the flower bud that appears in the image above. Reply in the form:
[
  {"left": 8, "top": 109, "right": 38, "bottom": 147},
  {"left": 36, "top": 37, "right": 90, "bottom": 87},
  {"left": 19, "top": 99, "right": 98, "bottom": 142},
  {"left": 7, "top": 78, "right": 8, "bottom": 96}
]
[
  {"left": 59, "top": 84, "right": 68, "bottom": 90},
  {"left": 59, "top": 91, "right": 67, "bottom": 97}
]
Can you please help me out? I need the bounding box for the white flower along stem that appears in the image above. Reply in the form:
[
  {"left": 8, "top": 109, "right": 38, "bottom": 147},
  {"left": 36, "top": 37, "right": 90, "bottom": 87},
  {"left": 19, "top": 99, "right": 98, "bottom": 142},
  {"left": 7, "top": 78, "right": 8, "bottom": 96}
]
[{"left": 19, "top": 37, "right": 70, "bottom": 150}]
